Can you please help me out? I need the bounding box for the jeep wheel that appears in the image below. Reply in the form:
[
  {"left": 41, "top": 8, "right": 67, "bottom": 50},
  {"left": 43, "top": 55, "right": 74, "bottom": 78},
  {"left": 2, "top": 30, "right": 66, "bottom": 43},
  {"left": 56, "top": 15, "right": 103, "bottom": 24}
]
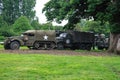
[
  {"left": 10, "top": 41, "right": 20, "bottom": 50},
  {"left": 4, "top": 44, "right": 10, "bottom": 50}
]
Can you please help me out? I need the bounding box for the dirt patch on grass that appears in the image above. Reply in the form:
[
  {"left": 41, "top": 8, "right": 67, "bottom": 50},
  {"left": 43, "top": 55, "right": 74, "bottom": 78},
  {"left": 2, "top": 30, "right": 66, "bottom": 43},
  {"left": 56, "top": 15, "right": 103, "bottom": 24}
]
[{"left": 0, "top": 49, "right": 116, "bottom": 56}]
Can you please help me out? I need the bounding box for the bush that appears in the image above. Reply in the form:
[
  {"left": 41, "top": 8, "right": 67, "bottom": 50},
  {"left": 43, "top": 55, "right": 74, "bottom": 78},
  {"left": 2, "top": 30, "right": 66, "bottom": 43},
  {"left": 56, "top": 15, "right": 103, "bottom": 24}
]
[
  {"left": 0, "top": 26, "right": 15, "bottom": 37},
  {"left": 0, "top": 36, "right": 5, "bottom": 41},
  {"left": 12, "top": 16, "right": 33, "bottom": 35}
]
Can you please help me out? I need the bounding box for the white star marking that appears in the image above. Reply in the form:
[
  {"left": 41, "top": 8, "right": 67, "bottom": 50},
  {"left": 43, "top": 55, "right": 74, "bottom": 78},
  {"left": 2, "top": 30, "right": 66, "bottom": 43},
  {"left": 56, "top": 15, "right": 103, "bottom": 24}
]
[{"left": 43, "top": 35, "right": 48, "bottom": 40}]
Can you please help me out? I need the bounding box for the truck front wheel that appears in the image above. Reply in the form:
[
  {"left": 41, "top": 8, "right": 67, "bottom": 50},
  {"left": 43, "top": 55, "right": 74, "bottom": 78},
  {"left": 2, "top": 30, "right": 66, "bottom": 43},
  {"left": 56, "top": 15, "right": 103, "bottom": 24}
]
[
  {"left": 10, "top": 41, "right": 20, "bottom": 50},
  {"left": 57, "top": 43, "right": 64, "bottom": 50}
]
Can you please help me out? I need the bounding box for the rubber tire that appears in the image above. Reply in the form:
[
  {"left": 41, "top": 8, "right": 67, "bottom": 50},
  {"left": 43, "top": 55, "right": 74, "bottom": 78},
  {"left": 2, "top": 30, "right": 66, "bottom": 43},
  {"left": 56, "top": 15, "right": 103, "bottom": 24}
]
[
  {"left": 10, "top": 41, "right": 20, "bottom": 50},
  {"left": 4, "top": 44, "right": 10, "bottom": 50},
  {"left": 79, "top": 44, "right": 86, "bottom": 50},
  {"left": 86, "top": 44, "right": 91, "bottom": 51}
]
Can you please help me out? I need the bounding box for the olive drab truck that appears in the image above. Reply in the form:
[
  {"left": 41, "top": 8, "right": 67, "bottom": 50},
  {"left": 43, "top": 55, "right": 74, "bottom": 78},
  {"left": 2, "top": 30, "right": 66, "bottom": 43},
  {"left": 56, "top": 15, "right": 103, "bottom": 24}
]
[
  {"left": 4, "top": 30, "right": 57, "bottom": 50},
  {"left": 4, "top": 30, "right": 95, "bottom": 50},
  {"left": 4, "top": 30, "right": 108, "bottom": 51},
  {"left": 56, "top": 31, "right": 94, "bottom": 50}
]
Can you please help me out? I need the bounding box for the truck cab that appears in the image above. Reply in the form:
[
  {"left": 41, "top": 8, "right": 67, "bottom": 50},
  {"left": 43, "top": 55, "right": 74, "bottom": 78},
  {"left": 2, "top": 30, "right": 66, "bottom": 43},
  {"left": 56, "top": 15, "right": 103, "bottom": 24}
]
[{"left": 56, "top": 32, "right": 73, "bottom": 49}]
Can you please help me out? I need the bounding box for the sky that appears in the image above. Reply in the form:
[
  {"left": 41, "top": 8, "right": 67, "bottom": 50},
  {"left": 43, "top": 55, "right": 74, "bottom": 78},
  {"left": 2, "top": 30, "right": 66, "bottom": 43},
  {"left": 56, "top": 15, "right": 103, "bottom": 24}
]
[{"left": 34, "top": 0, "right": 67, "bottom": 26}]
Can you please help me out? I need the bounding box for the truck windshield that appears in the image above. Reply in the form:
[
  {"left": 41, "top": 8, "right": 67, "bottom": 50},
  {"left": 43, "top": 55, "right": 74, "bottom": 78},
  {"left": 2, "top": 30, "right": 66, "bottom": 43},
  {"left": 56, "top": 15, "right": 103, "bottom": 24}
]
[{"left": 60, "top": 33, "right": 67, "bottom": 37}]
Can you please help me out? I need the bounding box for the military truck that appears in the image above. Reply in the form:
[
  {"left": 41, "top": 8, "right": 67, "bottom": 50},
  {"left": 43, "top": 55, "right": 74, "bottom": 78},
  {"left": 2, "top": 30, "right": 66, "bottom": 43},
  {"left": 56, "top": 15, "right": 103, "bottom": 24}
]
[
  {"left": 95, "top": 34, "right": 109, "bottom": 50},
  {"left": 56, "top": 31, "right": 94, "bottom": 50},
  {"left": 4, "top": 30, "right": 57, "bottom": 50},
  {"left": 4, "top": 30, "right": 95, "bottom": 50}
]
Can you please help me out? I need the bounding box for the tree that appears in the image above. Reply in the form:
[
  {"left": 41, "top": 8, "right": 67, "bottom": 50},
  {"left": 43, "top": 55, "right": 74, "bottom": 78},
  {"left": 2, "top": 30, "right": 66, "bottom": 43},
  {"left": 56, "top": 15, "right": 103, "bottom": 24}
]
[
  {"left": 31, "top": 20, "right": 41, "bottom": 30},
  {"left": 12, "top": 16, "right": 33, "bottom": 35},
  {"left": 75, "top": 20, "right": 110, "bottom": 35},
  {"left": 0, "top": 16, "right": 7, "bottom": 28},
  {"left": 43, "top": 0, "right": 88, "bottom": 29},
  {"left": 0, "top": 16, "right": 14, "bottom": 37},
  {"left": 43, "top": 0, "right": 120, "bottom": 54},
  {"left": 41, "top": 22, "right": 54, "bottom": 30},
  {"left": 0, "top": 0, "right": 36, "bottom": 24}
]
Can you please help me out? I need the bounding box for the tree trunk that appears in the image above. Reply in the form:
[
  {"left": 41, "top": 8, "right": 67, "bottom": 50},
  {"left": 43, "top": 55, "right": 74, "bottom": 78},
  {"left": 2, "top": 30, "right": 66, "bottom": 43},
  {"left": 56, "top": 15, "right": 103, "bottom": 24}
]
[
  {"left": 108, "top": 33, "right": 120, "bottom": 54},
  {"left": 116, "top": 38, "right": 120, "bottom": 54}
]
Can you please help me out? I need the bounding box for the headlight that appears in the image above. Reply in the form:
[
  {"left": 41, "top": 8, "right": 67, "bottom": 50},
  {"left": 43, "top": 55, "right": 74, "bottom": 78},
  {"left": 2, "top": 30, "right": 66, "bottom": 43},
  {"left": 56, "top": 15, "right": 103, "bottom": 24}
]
[{"left": 66, "top": 39, "right": 70, "bottom": 44}]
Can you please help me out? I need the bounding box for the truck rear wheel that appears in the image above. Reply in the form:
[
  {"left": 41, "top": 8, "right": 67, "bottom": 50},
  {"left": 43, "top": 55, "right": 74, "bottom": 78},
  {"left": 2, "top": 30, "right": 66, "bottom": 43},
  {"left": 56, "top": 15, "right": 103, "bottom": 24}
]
[
  {"left": 79, "top": 44, "right": 86, "bottom": 50},
  {"left": 10, "top": 41, "right": 20, "bottom": 50},
  {"left": 86, "top": 44, "right": 91, "bottom": 51}
]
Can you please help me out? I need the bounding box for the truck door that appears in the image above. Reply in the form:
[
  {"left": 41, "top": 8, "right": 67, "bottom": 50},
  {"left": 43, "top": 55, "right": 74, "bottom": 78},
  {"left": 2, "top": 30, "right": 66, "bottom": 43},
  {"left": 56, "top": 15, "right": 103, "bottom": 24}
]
[{"left": 25, "top": 33, "right": 35, "bottom": 46}]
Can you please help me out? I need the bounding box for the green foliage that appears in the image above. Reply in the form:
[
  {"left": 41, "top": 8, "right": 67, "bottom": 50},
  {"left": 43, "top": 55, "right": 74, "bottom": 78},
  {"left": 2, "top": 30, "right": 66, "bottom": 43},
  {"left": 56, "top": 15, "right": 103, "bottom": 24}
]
[
  {"left": 75, "top": 20, "right": 110, "bottom": 35},
  {"left": 43, "top": 0, "right": 88, "bottom": 29},
  {"left": 0, "top": 16, "right": 14, "bottom": 37},
  {"left": 31, "top": 20, "right": 64, "bottom": 30},
  {"left": 39, "top": 23, "right": 52, "bottom": 30},
  {"left": 0, "top": 0, "right": 36, "bottom": 24},
  {"left": 87, "top": 0, "right": 120, "bottom": 33},
  {"left": 0, "top": 0, "right": 36, "bottom": 40},
  {"left": 0, "top": 36, "right": 5, "bottom": 41},
  {"left": 110, "top": 23, "right": 120, "bottom": 33},
  {"left": 0, "top": 16, "right": 8, "bottom": 28},
  {"left": 0, "top": 54, "right": 120, "bottom": 80},
  {"left": 12, "top": 16, "right": 33, "bottom": 35},
  {"left": 54, "top": 25, "right": 64, "bottom": 30},
  {"left": 43, "top": 0, "right": 120, "bottom": 33},
  {"left": 41, "top": 22, "right": 54, "bottom": 30},
  {"left": 0, "top": 26, "right": 14, "bottom": 37},
  {"left": 31, "top": 20, "right": 41, "bottom": 30}
]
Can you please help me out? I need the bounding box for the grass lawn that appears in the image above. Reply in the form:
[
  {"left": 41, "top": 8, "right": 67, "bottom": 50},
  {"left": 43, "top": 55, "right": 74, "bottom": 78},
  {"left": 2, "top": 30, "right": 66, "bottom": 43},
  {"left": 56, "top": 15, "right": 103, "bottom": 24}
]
[{"left": 0, "top": 53, "right": 120, "bottom": 80}]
